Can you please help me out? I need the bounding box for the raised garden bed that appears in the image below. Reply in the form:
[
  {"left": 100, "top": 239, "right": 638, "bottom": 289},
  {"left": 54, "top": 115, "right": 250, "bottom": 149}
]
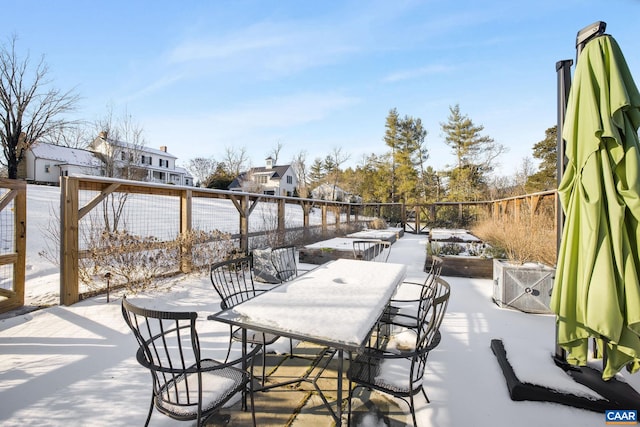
[
  {"left": 425, "top": 255, "right": 493, "bottom": 278},
  {"left": 426, "top": 229, "right": 493, "bottom": 278}
]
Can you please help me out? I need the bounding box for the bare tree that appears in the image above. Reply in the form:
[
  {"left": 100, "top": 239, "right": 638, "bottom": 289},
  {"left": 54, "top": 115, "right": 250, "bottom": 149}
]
[
  {"left": 223, "top": 145, "right": 249, "bottom": 177},
  {"left": 42, "top": 122, "right": 92, "bottom": 149},
  {"left": 186, "top": 156, "right": 218, "bottom": 187},
  {"left": 326, "top": 147, "right": 350, "bottom": 201},
  {"left": 291, "top": 150, "right": 309, "bottom": 197},
  {"left": 268, "top": 140, "right": 283, "bottom": 164},
  {"left": 90, "top": 106, "right": 148, "bottom": 232},
  {"left": 91, "top": 105, "right": 147, "bottom": 181},
  {"left": 0, "top": 35, "right": 79, "bottom": 178},
  {"left": 514, "top": 156, "right": 535, "bottom": 195}
]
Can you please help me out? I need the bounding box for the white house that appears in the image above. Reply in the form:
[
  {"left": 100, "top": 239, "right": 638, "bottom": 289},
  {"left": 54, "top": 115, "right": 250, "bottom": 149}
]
[
  {"left": 311, "top": 183, "right": 362, "bottom": 202},
  {"left": 22, "top": 142, "right": 103, "bottom": 184},
  {"left": 228, "top": 157, "right": 297, "bottom": 196},
  {"left": 89, "top": 133, "right": 193, "bottom": 186}
]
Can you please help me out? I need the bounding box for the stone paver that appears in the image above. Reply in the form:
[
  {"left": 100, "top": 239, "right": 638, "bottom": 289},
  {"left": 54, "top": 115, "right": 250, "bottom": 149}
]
[{"left": 207, "top": 342, "right": 408, "bottom": 426}]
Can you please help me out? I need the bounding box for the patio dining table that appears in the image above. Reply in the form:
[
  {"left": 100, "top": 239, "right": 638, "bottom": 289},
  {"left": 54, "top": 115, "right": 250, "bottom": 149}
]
[{"left": 209, "top": 258, "right": 407, "bottom": 425}]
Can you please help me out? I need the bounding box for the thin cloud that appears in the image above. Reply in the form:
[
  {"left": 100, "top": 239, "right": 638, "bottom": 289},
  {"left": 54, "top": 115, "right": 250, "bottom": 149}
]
[
  {"left": 208, "top": 91, "right": 360, "bottom": 129},
  {"left": 165, "top": 20, "right": 361, "bottom": 77},
  {"left": 120, "top": 73, "right": 186, "bottom": 104},
  {"left": 382, "top": 64, "right": 455, "bottom": 83}
]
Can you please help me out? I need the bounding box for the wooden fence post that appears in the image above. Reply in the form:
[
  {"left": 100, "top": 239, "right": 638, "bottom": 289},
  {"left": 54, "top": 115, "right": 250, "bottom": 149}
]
[
  {"left": 60, "top": 177, "right": 80, "bottom": 306},
  {"left": 277, "top": 199, "right": 285, "bottom": 245},
  {"left": 180, "top": 189, "right": 192, "bottom": 273}
]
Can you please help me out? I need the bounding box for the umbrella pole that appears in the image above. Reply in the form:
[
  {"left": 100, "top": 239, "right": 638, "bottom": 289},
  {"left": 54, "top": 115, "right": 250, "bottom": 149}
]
[{"left": 555, "top": 58, "right": 572, "bottom": 363}]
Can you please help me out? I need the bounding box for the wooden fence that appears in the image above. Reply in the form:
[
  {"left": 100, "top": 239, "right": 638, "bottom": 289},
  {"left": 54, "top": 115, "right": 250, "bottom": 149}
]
[
  {"left": 59, "top": 176, "right": 403, "bottom": 305},
  {"left": 0, "top": 174, "right": 555, "bottom": 308},
  {"left": 405, "top": 190, "right": 558, "bottom": 234},
  {"left": 0, "top": 179, "right": 26, "bottom": 313}
]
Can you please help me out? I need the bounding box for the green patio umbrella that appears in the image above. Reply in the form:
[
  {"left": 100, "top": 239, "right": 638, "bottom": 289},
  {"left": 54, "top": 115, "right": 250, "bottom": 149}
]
[{"left": 551, "top": 34, "right": 640, "bottom": 380}]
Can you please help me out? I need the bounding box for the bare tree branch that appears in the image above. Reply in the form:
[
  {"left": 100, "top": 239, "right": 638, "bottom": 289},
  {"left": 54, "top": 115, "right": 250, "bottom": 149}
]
[{"left": 0, "top": 35, "right": 79, "bottom": 177}]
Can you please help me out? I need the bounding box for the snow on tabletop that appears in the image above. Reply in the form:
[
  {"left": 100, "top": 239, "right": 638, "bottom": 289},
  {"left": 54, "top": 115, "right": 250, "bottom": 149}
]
[{"left": 233, "top": 259, "right": 406, "bottom": 346}]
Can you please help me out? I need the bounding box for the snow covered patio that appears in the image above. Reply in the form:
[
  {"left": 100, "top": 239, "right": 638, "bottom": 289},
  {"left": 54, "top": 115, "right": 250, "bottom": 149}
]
[{"left": 0, "top": 232, "right": 633, "bottom": 426}]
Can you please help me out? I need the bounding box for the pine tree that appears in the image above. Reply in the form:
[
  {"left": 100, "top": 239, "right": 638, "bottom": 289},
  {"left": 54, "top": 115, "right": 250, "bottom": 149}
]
[
  {"left": 440, "top": 104, "right": 505, "bottom": 201},
  {"left": 526, "top": 126, "right": 557, "bottom": 192}
]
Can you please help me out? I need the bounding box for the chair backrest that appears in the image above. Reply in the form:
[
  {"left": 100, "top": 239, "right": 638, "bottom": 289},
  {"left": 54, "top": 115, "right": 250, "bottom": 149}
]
[
  {"left": 425, "top": 255, "right": 444, "bottom": 277},
  {"left": 210, "top": 256, "right": 258, "bottom": 309},
  {"left": 121, "top": 296, "right": 203, "bottom": 414},
  {"left": 412, "top": 278, "right": 451, "bottom": 382},
  {"left": 415, "top": 255, "right": 444, "bottom": 309},
  {"left": 270, "top": 245, "right": 298, "bottom": 283},
  {"left": 352, "top": 239, "right": 391, "bottom": 262}
]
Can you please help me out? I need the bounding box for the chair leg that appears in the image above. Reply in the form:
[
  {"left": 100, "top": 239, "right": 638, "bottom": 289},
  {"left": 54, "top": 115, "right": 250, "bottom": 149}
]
[
  {"left": 144, "top": 393, "right": 154, "bottom": 427},
  {"left": 260, "top": 334, "right": 268, "bottom": 385},
  {"left": 409, "top": 393, "right": 418, "bottom": 427},
  {"left": 249, "top": 381, "right": 257, "bottom": 427},
  {"left": 421, "top": 387, "right": 430, "bottom": 403},
  {"left": 225, "top": 325, "right": 233, "bottom": 363},
  {"left": 347, "top": 380, "right": 355, "bottom": 427}
]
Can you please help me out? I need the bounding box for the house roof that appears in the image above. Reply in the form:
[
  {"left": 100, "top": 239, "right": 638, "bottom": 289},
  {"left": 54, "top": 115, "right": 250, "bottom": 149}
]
[
  {"left": 93, "top": 137, "right": 178, "bottom": 159},
  {"left": 174, "top": 166, "right": 193, "bottom": 178},
  {"left": 30, "top": 142, "right": 102, "bottom": 167},
  {"left": 249, "top": 165, "right": 291, "bottom": 179},
  {"left": 227, "top": 164, "right": 292, "bottom": 190}
]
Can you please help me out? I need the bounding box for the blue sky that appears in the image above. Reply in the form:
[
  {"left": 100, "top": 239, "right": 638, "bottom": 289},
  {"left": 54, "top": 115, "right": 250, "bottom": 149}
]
[{"left": 5, "top": 0, "right": 640, "bottom": 176}]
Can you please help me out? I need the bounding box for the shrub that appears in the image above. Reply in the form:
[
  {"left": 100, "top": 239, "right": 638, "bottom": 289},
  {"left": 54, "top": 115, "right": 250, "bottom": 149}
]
[
  {"left": 80, "top": 229, "right": 234, "bottom": 294},
  {"left": 472, "top": 214, "right": 556, "bottom": 265},
  {"left": 368, "top": 218, "right": 388, "bottom": 230}
]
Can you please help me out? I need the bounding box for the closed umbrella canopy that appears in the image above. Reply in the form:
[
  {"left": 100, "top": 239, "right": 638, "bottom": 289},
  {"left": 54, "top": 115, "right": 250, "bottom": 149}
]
[{"left": 551, "top": 34, "right": 640, "bottom": 380}]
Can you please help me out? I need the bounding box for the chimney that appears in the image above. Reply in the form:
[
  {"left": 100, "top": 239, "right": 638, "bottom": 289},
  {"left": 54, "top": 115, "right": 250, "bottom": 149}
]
[{"left": 160, "top": 146, "right": 167, "bottom": 152}]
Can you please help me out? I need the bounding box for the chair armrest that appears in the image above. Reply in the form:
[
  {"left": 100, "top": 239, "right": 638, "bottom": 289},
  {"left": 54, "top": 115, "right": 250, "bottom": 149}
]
[
  {"left": 205, "top": 344, "right": 263, "bottom": 371},
  {"left": 360, "top": 345, "right": 430, "bottom": 360},
  {"left": 390, "top": 281, "right": 425, "bottom": 303}
]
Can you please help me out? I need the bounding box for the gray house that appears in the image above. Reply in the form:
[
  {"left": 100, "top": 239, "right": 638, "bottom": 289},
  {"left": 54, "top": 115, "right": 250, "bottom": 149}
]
[{"left": 228, "top": 157, "right": 298, "bottom": 196}]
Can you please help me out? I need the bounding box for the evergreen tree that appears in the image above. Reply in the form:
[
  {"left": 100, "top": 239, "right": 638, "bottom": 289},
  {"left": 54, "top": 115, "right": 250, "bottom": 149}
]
[
  {"left": 383, "top": 108, "right": 401, "bottom": 202},
  {"left": 440, "top": 104, "right": 505, "bottom": 201},
  {"left": 526, "top": 126, "right": 557, "bottom": 192},
  {"left": 383, "top": 108, "right": 428, "bottom": 204},
  {"left": 307, "top": 157, "right": 326, "bottom": 195}
]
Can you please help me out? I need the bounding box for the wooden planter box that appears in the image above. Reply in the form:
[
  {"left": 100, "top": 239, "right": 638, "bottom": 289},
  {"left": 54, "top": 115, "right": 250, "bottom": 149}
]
[{"left": 425, "top": 255, "right": 493, "bottom": 278}]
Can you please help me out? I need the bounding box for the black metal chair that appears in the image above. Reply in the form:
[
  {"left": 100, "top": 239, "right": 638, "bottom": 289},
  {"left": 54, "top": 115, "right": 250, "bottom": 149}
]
[
  {"left": 347, "top": 278, "right": 451, "bottom": 426},
  {"left": 270, "top": 245, "right": 299, "bottom": 283},
  {"left": 210, "top": 255, "right": 289, "bottom": 384},
  {"left": 382, "top": 256, "right": 444, "bottom": 331},
  {"left": 352, "top": 239, "right": 391, "bottom": 262},
  {"left": 121, "top": 296, "right": 259, "bottom": 427}
]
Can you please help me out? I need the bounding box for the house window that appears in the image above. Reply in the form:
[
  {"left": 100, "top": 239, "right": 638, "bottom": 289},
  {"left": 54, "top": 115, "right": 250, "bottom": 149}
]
[
  {"left": 256, "top": 175, "right": 268, "bottom": 184},
  {"left": 44, "top": 164, "right": 50, "bottom": 173},
  {"left": 286, "top": 175, "right": 293, "bottom": 184}
]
